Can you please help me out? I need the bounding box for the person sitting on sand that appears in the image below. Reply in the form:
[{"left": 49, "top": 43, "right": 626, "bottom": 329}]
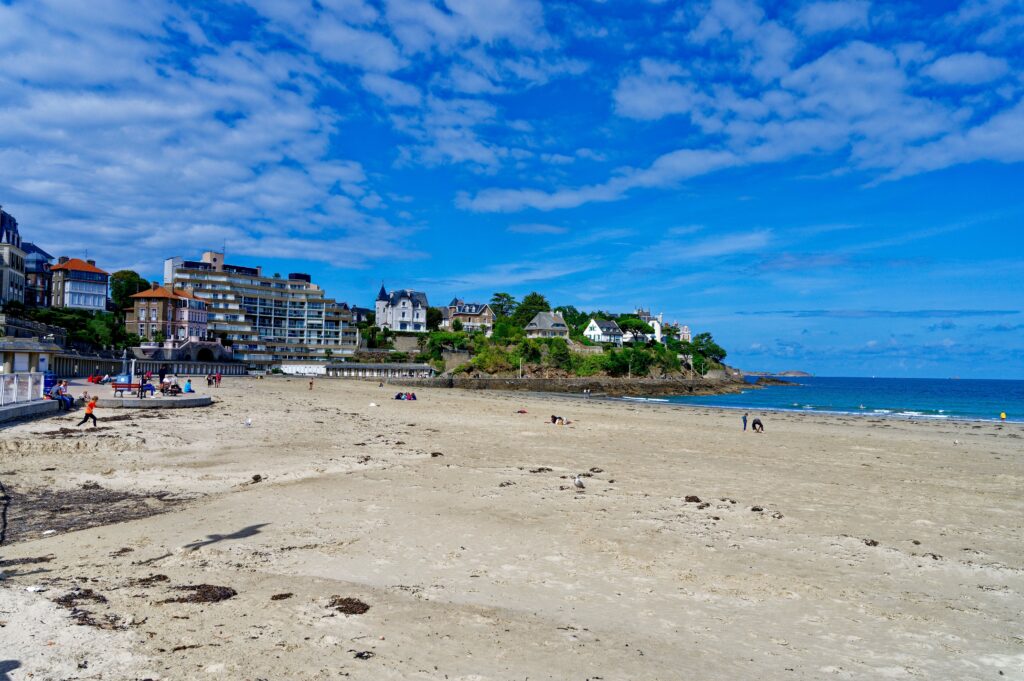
[
  {"left": 407, "top": 392, "right": 417, "bottom": 401},
  {"left": 395, "top": 392, "right": 405, "bottom": 400},
  {"left": 76, "top": 396, "right": 98, "bottom": 428},
  {"left": 166, "top": 382, "right": 182, "bottom": 396},
  {"left": 751, "top": 417, "right": 764, "bottom": 433},
  {"left": 183, "top": 379, "right": 195, "bottom": 393}
]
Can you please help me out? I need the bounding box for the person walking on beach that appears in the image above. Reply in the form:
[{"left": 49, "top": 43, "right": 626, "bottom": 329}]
[
  {"left": 742, "top": 413, "right": 748, "bottom": 431},
  {"left": 215, "top": 372, "right": 222, "bottom": 388},
  {"left": 309, "top": 377, "right": 314, "bottom": 391},
  {"left": 77, "top": 396, "right": 98, "bottom": 428}
]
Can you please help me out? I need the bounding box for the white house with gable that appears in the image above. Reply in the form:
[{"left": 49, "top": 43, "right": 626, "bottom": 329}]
[
  {"left": 583, "top": 318, "right": 623, "bottom": 346},
  {"left": 375, "top": 285, "right": 429, "bottom": 333}
]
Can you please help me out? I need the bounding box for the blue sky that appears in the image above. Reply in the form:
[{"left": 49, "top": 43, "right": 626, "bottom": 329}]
[{"left": 1, "top": 0, "right": 1022, "bottom": 378}]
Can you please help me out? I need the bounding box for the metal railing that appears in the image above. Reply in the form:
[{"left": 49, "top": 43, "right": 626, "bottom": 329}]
[{"left": 0, "top": 372, "right": 46, "bottom": 406}]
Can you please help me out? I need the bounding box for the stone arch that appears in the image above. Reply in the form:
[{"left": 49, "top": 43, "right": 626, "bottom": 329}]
[{"left": 196, "top": 347, "right": 215, "bottom": 362}]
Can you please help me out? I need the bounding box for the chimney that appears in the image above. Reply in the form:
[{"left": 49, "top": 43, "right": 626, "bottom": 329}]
[
  {"left": 58, "top": 256, "right": 69, "bottom": 264},
  {"left": 86, "top": 259, "right": 96, "bottom": 266},
  {"left": 151, "top": 281, "right": 160, "bottom": 290}
]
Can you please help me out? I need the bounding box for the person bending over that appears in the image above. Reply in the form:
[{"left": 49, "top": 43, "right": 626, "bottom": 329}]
[{"left": 751, "top": 418, "right": 764, "bottom": 433}]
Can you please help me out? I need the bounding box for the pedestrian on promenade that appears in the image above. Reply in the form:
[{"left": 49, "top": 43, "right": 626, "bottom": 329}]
[
  {"left": 77, "top": 396, "right": 98, "bottom": 428},
  {"left": 742, "top": 413, "right": 748, "bottom": 431}
]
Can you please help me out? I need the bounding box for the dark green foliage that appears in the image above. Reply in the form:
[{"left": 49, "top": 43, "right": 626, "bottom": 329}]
[
  {"left": 546, "top": 337, "right": 572, "bottom": 370},
  {"left": 617, "top": 318, "right": 654, "bottom": 343},
  {"left": 489, "top": 292, "right": 517, "bottom": 318},
  {"left": 7, "top": 304, "right": 140, "bottom": 351},
  {"left": 491, "top": 318, "right": 523, "bottom": 343},
  {"left": 109, "top": 270, "right": 148, "bottom": 314},
  {"left": 426, "top": 306, "right": 443, "bottom": 331},
  {"left": 510, "top": 292, "right": 551, "bottom": 328},
  {"left": 451, "top": 318, "right": 463, "bottom": 332}
]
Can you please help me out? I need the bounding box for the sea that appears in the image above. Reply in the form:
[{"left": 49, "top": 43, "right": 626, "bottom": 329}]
[{"left": 638, "top": 376, "right": 1024, "bottom": 423}]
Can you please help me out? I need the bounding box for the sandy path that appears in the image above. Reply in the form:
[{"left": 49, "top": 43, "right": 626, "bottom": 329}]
[{"left": 1, "top": 378, "right": 1022, "bottom": 680}]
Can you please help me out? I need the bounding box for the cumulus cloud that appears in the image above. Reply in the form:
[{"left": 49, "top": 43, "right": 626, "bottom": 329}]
[
  {"left": 795, "top": 1, "right": 871, "bottom": 34},
  {"left": 921, "top": 51, "right": 1010, "bottom": 84}
]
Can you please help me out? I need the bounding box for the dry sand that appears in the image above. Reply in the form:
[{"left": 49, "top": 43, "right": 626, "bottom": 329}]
[{"left": 1, "top": 377, "right": 1022, "bottom": 680}]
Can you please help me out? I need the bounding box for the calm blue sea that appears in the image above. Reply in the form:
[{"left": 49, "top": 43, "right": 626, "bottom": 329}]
[{"left": 650, "top": 376, "right": 1024, "bottom": 422}]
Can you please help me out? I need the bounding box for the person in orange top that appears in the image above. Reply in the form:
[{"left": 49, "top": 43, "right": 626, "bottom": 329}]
[{"left": 77, "top": 396, "right": 98, "bottom": 428}]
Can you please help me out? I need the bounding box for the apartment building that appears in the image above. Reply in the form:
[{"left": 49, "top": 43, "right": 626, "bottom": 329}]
[
  {"left": 0, "top": 207, "right": 26, "bottom": 306},
  {"left": 50, "top": 257, "right": 109, "bottom": 311},
  {"left": 22, "top": 242, "right": 53, "bottom": 307},
  {"left": 164, "top": 251, "right": 357, "bottom": 370}
]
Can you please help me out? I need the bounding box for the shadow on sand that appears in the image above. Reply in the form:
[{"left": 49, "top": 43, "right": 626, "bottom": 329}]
[{"left": 183, "top": 523, "right": 270, "bottom": 551}]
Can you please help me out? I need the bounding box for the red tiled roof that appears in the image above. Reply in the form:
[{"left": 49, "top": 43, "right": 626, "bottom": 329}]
[
  {"left": 130, "top": 285, "right": 205, "bottom": 301},
  {"left": 50, "top": 258, "right": 109, "bottom": 275}
]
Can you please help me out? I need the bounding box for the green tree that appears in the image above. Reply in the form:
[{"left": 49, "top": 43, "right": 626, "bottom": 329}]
[
  {"left": 426, "top": 306, "right": 443, "bottom": 331},
  {"left": 491, "top": 318, "right": 522, "bottom": 343},
  {"left": 511, "top": 292, "right": 551, "bottom": 328},
  {"left": 617, "top": 318, "right": 654, "bottom": 344},
  {"left": 110, "top": 270, "right": 148, "bottom": 314},
  {"left": 451, "top": 318, "right": 464, "bottom": 332},
  {"left": 691, "top": 332, "right": 727, "bottom": 364},
  {"left": 554, "top": 305, "right": 586, "bottom": 330},
  {"left": 489, "top": 292, "right": 517, "bottom": 318},
  {"left": 546, "top": 337, "right": 572, "bottom": 370}
]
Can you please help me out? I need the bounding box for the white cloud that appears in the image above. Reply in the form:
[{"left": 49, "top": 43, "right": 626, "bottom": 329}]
[
  {"left": 309, "top": 18, "right": 405, "bottom": 72},
  {"left": 507, "top": 223, "right": 568, "bottom": 234},
  {"left": 360, "top": 73, "right": 422, "bottom": 106},
  {"left": 0, "top": 2, "right": 417, "bottom": 272},
  {"left": 613, "top": 59, "right": 704, "bottom": 120},
  {"left": 921, "top": 51, "right": 1011, "bottom": 85},
  {"left": 795, "top": 1, "right": 870, "bottom": 34}
]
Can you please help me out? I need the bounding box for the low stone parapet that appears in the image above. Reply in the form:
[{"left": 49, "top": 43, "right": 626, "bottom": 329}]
[{"left": 96, "top": 395, "right": 213, "bottom": 409}]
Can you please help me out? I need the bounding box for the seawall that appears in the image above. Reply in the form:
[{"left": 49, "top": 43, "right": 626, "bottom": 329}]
[{"left": 388, "top": 376, "right": 752, "bottom": 397}]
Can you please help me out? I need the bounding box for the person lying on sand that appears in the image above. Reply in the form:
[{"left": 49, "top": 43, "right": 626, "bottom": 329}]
[
  {"left": 550, "top": 415, "right": 572, "bottom": 425},
  {"left": 514, "top": 408, "right": 528, "bottom": 414}
]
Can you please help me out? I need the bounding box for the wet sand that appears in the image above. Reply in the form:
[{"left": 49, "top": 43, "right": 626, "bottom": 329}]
[{"left": 1, "top": 377, "right": 1022, "bottom": 680}]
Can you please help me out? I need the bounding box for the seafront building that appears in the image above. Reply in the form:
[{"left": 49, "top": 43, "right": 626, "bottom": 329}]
[
  {"left": 22, "top": 242, "right": 53, "bottom": 307},
  {"left": 125, "top": 282, "right": 209, "bottom": 342},
  {"left": 583, "top": 318, "right": 623, "bottom": 345},
  {"left": 50, "top": 257, "right": 110, "bottom": 311},
  {"left": 525, "top": 311, "right": 570, "bottom": 339},
  {"left": 440, "top": 298, "right": 495, "bottom": 333},
  {"left": 164, "top": 251, "right": 357, "bottom": 370},
  {"left": 0, "top": 207, "right": 26, "bottom": 306},
  {"left": 375, "top": 285, "right": 429, "bottom": 333}
]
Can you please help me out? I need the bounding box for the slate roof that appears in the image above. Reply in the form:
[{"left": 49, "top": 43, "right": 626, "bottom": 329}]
[
  {"left": 383, "top": 289, "right": 428, "bottom": 307},
  {"left": 590, "top": 318, "right": 622, "bottom": 334},
  {"left": 22, "top": 242, "right": 53, "bottom": 260},
  {"left": 525, "top": 311, "right": 568, "bottom": 331},
  {"left": 451, "top": 301, "right": 491, "bottom": 315}
]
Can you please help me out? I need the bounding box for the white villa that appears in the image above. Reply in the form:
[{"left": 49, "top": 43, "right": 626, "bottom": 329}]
[
  {"left": 583, "top": 318, "right": 623, "bottom": 345},
  {"left": 375, "top": 285, "right": 429, "bottom": 333}
]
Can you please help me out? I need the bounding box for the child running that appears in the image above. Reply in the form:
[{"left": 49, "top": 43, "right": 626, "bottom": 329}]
[{"left": 77, "top": 396, "right": 99, "bottom": 428}]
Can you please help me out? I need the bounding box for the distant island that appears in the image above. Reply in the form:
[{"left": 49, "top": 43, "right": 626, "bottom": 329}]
[{"left": 744, "top": 370, "right": 813, "bottom": 377}]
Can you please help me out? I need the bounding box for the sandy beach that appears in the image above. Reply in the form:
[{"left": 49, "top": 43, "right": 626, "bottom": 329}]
[{"left": 1, "top": 377, "right": 1022, "bottom": 680}]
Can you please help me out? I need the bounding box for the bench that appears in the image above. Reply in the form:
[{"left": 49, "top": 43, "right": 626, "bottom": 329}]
[{"left": 111, "top": 383, "right": 141, "bottom": 397}]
